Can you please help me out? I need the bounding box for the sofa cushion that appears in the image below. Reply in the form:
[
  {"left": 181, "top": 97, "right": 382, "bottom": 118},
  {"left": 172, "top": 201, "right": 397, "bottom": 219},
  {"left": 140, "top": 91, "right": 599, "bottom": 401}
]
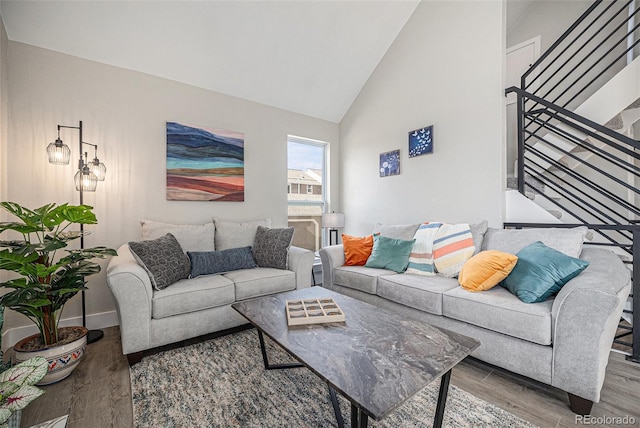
[
  {"left": 213, "top": 218, "right": 271, "bottom": 251},
  {"left": 333, "top": 265, "right": 395, "bottom": 295},
  {"left": 129, "top": 233, "right": 191, "bottom": 290},
  {"left": 376, "top": 274, "right": 459, "bottom": 315},
  {"left": 365, "top": 235, "right": 415, "bottom": 273},
  {"left": 141, "top": 220, "right": 215, "bottom": 252},
  {"left": 342, "top": 234, "right": 374, "bottom": 266},
  {"left": 372, "top": 223, "right": 421, "bottom": 241},
  {"left": 187, "top": 247, "right": 257, "bottom": 278},
  {"left": 481, "top": 226, "right": 587, "bottom": 258},
  {"left": 152, "top": 274, "right": 235, "bottom": 319},
  {"left": 503, "top": 241, "right": 590, "bottom": 303},
  {"left": 224, "top": 268, "right": 295, "bottom": 301},
  {"left": 458, "top": 250, "right": 518, "bottom": 292},
  {"left": 443, "top": 286, "right": 554, "bottom": 345},
  {"left": 252, "top": 226, "right": 294, "bottom": 269}
]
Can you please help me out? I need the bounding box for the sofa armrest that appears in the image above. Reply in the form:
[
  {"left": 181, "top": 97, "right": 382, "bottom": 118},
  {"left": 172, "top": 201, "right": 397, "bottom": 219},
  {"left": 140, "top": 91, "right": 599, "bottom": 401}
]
[
  {"left": 550, "top": 248, "right": 631, "bottom": 402},
  {"left": 318, "top": 245, "right": 345, "bottom": 290},
  {"left": 288, "top": 246, "right": 314, "bottom": 289},
  {"left": 106, "top": 244, "right": 154, "bottom": 354}
]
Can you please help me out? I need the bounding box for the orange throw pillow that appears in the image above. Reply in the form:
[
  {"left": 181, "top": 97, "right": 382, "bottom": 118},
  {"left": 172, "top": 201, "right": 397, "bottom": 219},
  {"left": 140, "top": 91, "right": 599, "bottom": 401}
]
[
  {"left": 458, "top": 250, "right": 518, "bottom": 292},
  {"left": 342, "top": 234, "right": 374, "bottom": 266}
]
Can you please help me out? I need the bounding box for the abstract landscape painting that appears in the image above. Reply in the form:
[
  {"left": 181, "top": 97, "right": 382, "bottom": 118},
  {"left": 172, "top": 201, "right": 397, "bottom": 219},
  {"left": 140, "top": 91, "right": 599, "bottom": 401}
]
[{"left": 166, "top": 122, "right": 244, "bottom": 201}]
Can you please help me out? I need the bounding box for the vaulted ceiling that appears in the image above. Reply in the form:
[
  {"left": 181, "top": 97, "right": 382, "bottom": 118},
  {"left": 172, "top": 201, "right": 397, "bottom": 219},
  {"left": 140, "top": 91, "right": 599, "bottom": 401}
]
[{"left": 0, "top": 1, "right": 421, "bottom": 123}]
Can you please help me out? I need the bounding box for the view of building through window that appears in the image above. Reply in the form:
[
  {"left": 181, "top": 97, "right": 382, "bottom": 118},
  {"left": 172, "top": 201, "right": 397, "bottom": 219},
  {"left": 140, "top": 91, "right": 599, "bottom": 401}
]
[{"left": 287, "top": 137, "right": 327, "bottom": 252}]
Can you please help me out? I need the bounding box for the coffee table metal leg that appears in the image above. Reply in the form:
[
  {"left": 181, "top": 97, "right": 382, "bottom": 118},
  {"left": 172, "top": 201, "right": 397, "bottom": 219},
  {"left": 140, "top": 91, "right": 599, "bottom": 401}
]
[
  {"left": 433, "top": 369, "right": 452, "bottom": 428},
  {"left": 350, "top": 404, "right": 369, "bottom": 428},
  {"left": 256, "top": 330, "right": 304, "bottom": 370},
  {"left": 327, "top": 385, "right": 345, "bottom": 428}
]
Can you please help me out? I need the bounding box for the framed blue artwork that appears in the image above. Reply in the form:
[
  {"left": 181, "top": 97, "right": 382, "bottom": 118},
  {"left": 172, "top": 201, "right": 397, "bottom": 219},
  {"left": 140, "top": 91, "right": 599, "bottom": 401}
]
[
  {"left": 379, "top": 149, "right": 400, "bottom": 177},
  {"left": 408, "top": 125, "right": 433, "bottom": 157}
]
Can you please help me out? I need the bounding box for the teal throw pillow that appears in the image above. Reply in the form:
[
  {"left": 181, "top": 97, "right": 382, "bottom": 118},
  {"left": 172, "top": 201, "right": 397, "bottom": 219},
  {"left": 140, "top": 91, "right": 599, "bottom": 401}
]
[
  {"left": 365, "top": 235, "right": 415, "bottom": 273},
  {"left": 503, "top": 241, "right": 589, "bottom": 303}
]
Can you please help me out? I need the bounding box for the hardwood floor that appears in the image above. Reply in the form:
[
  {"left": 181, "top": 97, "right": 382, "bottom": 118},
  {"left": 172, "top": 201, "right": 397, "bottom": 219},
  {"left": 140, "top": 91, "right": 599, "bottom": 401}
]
[{"left": 20, "top": 326, "right": 640, "bottom": 428}]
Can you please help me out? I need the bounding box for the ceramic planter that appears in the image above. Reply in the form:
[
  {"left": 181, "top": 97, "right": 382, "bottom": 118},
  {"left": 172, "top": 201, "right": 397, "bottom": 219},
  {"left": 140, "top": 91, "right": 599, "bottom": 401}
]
[{"left": 13, "top": 326, "right": 88, "bottom": 386}]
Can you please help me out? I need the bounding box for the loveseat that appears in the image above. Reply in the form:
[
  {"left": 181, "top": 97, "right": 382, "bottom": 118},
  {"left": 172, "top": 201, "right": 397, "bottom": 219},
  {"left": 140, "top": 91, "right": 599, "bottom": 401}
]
[
  {"left": 107, "top": 219, "right": 314, "bottom": 365},
  {"left": 319, "top": 222, "right": 631, "bottom": 414}
]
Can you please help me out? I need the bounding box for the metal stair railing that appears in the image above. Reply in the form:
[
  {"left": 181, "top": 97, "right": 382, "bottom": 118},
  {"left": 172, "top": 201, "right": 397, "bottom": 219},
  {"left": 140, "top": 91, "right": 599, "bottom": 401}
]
[
  {"left": 508, "top": 0, "right": 640, "bottom": 362},
  {"left": 507, "top": 85, "right": 639, "bottom": 361},
  {"left": 523, "top": 0, "right": 640, "bottom": 111}
]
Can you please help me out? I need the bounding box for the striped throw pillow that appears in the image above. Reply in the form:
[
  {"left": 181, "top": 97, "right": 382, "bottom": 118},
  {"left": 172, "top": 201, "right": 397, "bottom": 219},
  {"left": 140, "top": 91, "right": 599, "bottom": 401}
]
[
  {"left": 405, "top": 222, "right": 442, "bottom": 276},
  {"left": 433, "top": 223, "right": 476, "bottom": 278}
]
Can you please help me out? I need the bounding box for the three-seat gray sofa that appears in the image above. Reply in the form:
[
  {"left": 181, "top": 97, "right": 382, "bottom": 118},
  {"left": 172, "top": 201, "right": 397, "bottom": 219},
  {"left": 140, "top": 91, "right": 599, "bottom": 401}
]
[{"left": 319, "top": 224, "right": 630, "bottom": 415}]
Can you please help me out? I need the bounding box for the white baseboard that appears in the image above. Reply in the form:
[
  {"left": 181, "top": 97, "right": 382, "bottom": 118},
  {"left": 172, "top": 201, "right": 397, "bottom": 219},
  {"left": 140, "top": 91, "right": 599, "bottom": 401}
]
[{"left": 2, "top": 310, "right": 119, "bottom": 352}]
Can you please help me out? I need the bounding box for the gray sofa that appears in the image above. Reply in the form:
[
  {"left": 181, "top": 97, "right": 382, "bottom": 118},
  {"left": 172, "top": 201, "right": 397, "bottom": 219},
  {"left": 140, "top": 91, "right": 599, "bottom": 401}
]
[
  {"left": 106, "top": 219, "right": 314, "bottom": 365},
  {"left": 319, "top": 224, "right": 631, "bottom": 414}
]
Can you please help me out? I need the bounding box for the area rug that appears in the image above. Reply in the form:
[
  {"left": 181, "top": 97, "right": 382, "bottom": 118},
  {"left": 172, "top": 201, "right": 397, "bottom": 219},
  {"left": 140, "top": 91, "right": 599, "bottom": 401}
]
[{"left": 130, "top": 329, "right": 537, "bottom": 427}]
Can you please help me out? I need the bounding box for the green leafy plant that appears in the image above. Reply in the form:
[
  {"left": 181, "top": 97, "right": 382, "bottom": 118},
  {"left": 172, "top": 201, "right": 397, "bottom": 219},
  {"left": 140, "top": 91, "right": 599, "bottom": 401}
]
[
  {"left": 0, "top": 202, "right": 116, "bottom": 346},
  {"left": 0, "top": 357, "right": 48, "bottom": 427}
]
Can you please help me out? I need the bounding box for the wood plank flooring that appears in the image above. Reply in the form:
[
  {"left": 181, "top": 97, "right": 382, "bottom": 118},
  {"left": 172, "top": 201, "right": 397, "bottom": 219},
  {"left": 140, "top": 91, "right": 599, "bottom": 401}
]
[{"left": 20, "top": 326, "right": 640, "bottom": 428}]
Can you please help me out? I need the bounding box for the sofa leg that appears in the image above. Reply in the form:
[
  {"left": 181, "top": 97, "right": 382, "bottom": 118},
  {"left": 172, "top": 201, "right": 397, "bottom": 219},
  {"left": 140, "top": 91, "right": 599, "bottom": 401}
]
[
  {"left": 568, "top": 393, "right": 593, "bottom": 415},
  {"left": 126, "top": 351, "right": 144, "bottom": 366}
]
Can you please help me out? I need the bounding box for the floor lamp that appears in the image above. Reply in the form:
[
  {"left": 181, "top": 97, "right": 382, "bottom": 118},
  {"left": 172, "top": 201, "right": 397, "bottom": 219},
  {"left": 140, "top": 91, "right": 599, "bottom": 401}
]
[
  {"left": 322, "top": 212, "right": 345, "bottom": 246},
  {"left": 47, "top": 120, "right": 107, "bottom": 344}
]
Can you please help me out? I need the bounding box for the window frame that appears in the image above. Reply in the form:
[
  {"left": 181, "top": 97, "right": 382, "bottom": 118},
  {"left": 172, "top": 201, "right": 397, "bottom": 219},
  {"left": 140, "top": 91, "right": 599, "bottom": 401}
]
[{"left": 287, "top": 135, "right": 328, "bottom": 250}]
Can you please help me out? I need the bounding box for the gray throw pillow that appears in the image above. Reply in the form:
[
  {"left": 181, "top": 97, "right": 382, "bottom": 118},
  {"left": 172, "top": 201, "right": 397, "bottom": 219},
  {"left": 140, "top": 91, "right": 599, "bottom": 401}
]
[
  {"left": 141, "top": 220, "right": 215, "bottom": 252},
  {"left": 252, "top": 226, "right": 294, "bottom": 269},
  {"left": 129, "top": 233, "right": 191, "bottom": 290},
  {"left": 372, "top": 223, "right": 421, "bottom": 241},
  {"left": 187, "top": 247, "right": 257, "bottom": 278},
  {"left": 470, "top": 220, "right": 489, "bottom": 255},
  {"left": 213, "top": 218, "right": 271, "bottom": 251},
  {"left": 481, "top": 226, "right": 587, "bottom": 258}
]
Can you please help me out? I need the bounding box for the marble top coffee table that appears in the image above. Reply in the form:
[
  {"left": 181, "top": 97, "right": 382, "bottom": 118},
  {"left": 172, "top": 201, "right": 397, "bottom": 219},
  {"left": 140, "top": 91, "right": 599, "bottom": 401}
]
[{"left": 232, "top": 287, "right": 480, "bottom": 428}]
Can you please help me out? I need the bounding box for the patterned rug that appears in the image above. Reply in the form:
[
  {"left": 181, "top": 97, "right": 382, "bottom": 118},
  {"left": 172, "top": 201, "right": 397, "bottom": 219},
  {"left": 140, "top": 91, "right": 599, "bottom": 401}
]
[{"left": 130, "top": 329, "right": 537, "bottom": 427}]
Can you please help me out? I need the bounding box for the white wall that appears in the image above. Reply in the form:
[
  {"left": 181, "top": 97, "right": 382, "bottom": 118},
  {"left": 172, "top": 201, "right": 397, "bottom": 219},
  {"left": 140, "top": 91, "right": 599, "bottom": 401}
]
[
  {"left": 339, "top": 1, "right": 506, "bottom": 236},
  {"left": 0, "top": 18, "right": 7, "bottom": 205},
  {"left": 507, "top": 0, "right": 591, "bottom": 51},
  {"left": 5, "top": 42, "right": 339, "bottom": 332},
  {"left": 505, "top": 0, "right": 591, "bottom": 175},
  {"left": 0, "top": 18, "right": 8, "bottom": 334}
]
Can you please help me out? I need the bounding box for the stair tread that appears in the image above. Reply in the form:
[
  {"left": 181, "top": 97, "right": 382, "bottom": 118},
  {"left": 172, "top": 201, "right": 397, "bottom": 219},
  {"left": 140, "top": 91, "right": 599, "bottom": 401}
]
[
  {"left": 546, "top": 210, "right": 562, "bottom": 219},
  {"left": 604, "top": 113, "right": 624, "bottom": 130},
  {"left": 625, "top": 97, "right": 640, "bottom": 110},
  {"left": 570, "top": 144, "right": 589, "bottom": 152}
]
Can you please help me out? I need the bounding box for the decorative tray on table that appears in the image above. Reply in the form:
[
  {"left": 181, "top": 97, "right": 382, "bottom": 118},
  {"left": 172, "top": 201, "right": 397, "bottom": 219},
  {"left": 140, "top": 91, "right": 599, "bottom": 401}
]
[{"left": 285, "top": 298, "right": 346, "bottom": 326}]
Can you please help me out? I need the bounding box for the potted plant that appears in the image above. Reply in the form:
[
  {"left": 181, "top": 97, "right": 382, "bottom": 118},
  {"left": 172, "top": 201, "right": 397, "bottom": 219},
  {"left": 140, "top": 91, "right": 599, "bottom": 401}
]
[{"left": 0, "top": 202, "right": 116, "bottom": 385}]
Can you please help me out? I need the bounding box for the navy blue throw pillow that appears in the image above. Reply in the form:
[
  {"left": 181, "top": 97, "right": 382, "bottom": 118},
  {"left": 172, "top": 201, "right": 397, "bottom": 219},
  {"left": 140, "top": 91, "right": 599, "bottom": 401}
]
[{"left": 187, "top": 246, "right": 257, "bottom": 278}]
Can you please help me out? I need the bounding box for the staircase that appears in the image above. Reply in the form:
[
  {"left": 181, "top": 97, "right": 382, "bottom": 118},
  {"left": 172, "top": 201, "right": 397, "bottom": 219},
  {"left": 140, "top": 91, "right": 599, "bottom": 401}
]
[{"left": 505, "top": 0, "right": 640, "bottom": 363}]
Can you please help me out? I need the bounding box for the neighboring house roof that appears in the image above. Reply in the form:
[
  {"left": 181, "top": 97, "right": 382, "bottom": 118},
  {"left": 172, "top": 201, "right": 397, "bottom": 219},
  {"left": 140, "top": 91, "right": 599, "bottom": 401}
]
[{"left": 288, "top": 169, "right": 322, "bottom": 186}]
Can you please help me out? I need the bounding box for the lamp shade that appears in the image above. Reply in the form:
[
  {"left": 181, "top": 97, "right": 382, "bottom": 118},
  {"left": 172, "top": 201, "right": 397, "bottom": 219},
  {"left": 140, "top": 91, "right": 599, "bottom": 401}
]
[
  {"left": 46, "top": 138, "right": 71, "bottom": 165},
  {"left": 74, "top": 167, "right": 98, "bottom": 192},
  {"left": 322, "top": 212, "right": 345, "bottom": 228},
  {"left": 89, "top": 158, "right": 107, "bottom": 181}
]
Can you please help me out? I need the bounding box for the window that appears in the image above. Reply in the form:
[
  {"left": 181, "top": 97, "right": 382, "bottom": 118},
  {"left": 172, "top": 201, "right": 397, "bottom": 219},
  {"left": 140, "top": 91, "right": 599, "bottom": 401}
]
[{"left": 287, "top": 136, "right": 327, "bottom": 252}]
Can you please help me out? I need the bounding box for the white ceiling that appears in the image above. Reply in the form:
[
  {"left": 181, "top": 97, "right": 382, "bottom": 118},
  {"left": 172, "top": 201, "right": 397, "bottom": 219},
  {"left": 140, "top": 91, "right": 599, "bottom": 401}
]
[{"left": 0, "top": 0, "right": 420, "bottom": 123}]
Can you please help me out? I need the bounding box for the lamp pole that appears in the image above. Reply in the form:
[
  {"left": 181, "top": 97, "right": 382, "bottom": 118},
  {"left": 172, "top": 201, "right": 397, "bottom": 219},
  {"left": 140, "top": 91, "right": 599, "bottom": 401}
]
[{"left": 59, "top": 120, "right": 104, "bottom": 344}]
